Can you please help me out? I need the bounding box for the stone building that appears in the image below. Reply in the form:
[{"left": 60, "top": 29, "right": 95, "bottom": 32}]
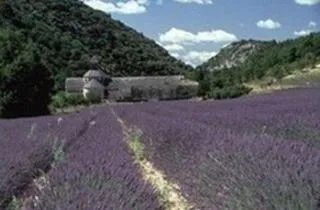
[
  {"left": 107, "top": 76, "right": 199, "bottom": 101},
  {"left": 65, "top": 58, "right": 199, "bottom": 102},
  {"left": 83, "top": 79, "right": 105, "bottom": 100}
]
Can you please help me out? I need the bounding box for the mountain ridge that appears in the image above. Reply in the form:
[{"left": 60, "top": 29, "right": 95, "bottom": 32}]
[{"left": 197, "top": 39, "right": 274, "bottom": 71}]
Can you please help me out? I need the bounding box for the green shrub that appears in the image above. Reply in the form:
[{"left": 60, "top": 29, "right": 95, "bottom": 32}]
[
  {"left": 208, "top": 85, "right": 252, "bottom": 99},
  {"left": 85, "top": 92, "right": 102, "bottom": 104},
  {"left": 50, "top": 92, "right": 67, "bottom": 109},
  {"left": 197, "top": 78, "right": 211, "bottom": 96},
  {"left": 50, "top": 92, "right": 89, "bottom": 110},
  {"left": 67, "top": 93, "right": 89, "bottom": 106},
  {"left": 7, "top": 196, "right": 22, "bottom": 210}
]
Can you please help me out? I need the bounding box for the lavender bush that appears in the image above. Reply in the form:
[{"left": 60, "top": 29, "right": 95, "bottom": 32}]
[
  {"left": 116, "top": 87, "right": 320, "bottom": 209},
  {"left": 32, "top": 107, "right": 162, "bottom": 210},
  {"left": 1, "top": 108, "right": 162, "bottom": 209},
  {"left": 0, "top": 110, "right": 96, "bottom": 208},
  {"left": 1, "top": 87, "right": 319, "bottom": 209}
]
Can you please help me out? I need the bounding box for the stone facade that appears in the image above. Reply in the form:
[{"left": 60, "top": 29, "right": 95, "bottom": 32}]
[{"left": 65, "top": 68, "right": 199, "bottom": 102}]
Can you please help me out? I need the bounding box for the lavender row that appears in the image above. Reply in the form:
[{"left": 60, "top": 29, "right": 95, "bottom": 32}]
[
  {"left": 30, "top": 107, "right": 162, "bottom": 210},
  {"left": 116, "top": 88, "right": 320, "bottom": 209},
  {"left": 121, "top": 87, "right": 320, "bottom": 146},
  {"left": 0, "top": 111, "right": 92, "bottom": 208}
]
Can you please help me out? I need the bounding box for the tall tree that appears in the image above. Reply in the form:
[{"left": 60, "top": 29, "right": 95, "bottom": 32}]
[{"left": 0, "top": 29, "right": 54, "bottom": 118}]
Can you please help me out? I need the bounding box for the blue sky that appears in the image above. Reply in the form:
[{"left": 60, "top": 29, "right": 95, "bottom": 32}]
[{"left": 83, "top": 0, "right": 320, "bottom": 66}]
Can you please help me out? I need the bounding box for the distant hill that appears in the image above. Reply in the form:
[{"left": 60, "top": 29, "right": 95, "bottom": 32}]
[
  {"left": 0, "top": 0, "right": 192, "bottom": 90},
  {"left": 198, "top": 39, "right": 273, "bottom": 71},
  {"left": 246, "top": 64, "right": 320, "bottom": 95},
  {"left": 193, "top": 32, "right": 320, "bottom": 99}
]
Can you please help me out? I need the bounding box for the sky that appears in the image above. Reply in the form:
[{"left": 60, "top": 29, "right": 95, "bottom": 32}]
[{"left": 82, "top": 0, "right": 320, "bottom": 66}]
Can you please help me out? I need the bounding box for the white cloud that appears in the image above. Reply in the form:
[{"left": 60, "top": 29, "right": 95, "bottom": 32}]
[
  {"left": 82, "top": 0, "right": 148, "bottom": 14},
  {"left": 137, "top": 0, "right": 149, "bottom": 4},
  {"left": 309, "top": 21, "right": 317, "bottom": 28},
  {"left": 294, "top": 29, "right": 313, "bottom": 36},
  {"left": 294, "top": 21, "right": 317, "bottom": 36},
  {"left": 295, "top": 0, "right": 320, "bottom": 5},
  {"left": 181, "top": 51, "right": 217, "bottom": 67},
  {"left": 257, "top": 19, "right": 281, "bottom": 29},
  {"left": 170, "top": 52, "right": 181, "bottom": 58},
  {"left": 173, "top": 0, "right": 213, "bottom": 4},
  {"left": 159, "top": 27, "right": 237, "bottom": 44},
  {"left": 185, "top": 60, "right": 196, "bottom": 66},
  {"left": 159, "top": 28, "right": 195, "bottom": 44},
  {"left": 162, "top": 44, "right": 185, "bottom": 51}
]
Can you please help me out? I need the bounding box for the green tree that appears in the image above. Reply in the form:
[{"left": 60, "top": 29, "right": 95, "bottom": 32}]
[
  {"left": 195, "top": 32, "right": 320, "bottom": 100},
  {"left": 0, "top": 29, "right": 53, "bottom": 118}
]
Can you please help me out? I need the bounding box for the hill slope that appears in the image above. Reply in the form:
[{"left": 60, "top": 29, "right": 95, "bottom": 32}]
[
  {"left": 247, "top": 64, "right": 320, "bottom": 95},
  {"left": 198, "top": 39, "right": 273, "bottom": 71},
  {"left": 0, "top": 0, "right": 192, "bottom": 90},
  {"left": 193, "top": 32, "right": 320, "bottom": 99}
]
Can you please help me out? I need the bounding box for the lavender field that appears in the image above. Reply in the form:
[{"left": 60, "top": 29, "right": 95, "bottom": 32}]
[
  {"left": 0, "top": 109, "right": 162, "bottom": 210},
  {"left": 1, "top": 87, "right": 319, "bottom": 210},
  {"left": 116, "top": 87, "right": 320, "bottom": 210}
]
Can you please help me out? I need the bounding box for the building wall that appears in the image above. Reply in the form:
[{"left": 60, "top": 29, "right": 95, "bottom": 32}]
[
  {"left": 65, "top": 78, "right": 84, "bottom": 93},
  {"left": 66, "top": 75, "right": 199, "bottom": 102},
  {"left": 107, "top": 76, "right": 199, "bottom": 101},
  {"left": 83, "top": 87, "right": 104, "bottom": 101}
]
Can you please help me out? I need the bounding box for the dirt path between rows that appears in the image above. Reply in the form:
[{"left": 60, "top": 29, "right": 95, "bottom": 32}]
[{"left": 109, "top": 107, "right": 195, "bottom": 210}]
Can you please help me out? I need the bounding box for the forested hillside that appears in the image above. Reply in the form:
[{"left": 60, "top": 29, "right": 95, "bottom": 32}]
[
  {"left": 0, "top": 0, "right": 192, "bottom": 118},
  {"left": 0, "top": 0, "right": 192, "bottom": 90},
  {"left": 193, "top": 32, "right": 320, "bottom": 99}
]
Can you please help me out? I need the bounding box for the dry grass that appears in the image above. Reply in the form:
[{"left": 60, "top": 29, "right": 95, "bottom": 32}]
[
  {"left": 246, "top": 64, "right": 320, "bottom": 95},
  {"left": 247, "top": 83, "right": 297, "bottom": 95},
  {"left": 110, "top": 108, "right": 194, "bottom": 210}
]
